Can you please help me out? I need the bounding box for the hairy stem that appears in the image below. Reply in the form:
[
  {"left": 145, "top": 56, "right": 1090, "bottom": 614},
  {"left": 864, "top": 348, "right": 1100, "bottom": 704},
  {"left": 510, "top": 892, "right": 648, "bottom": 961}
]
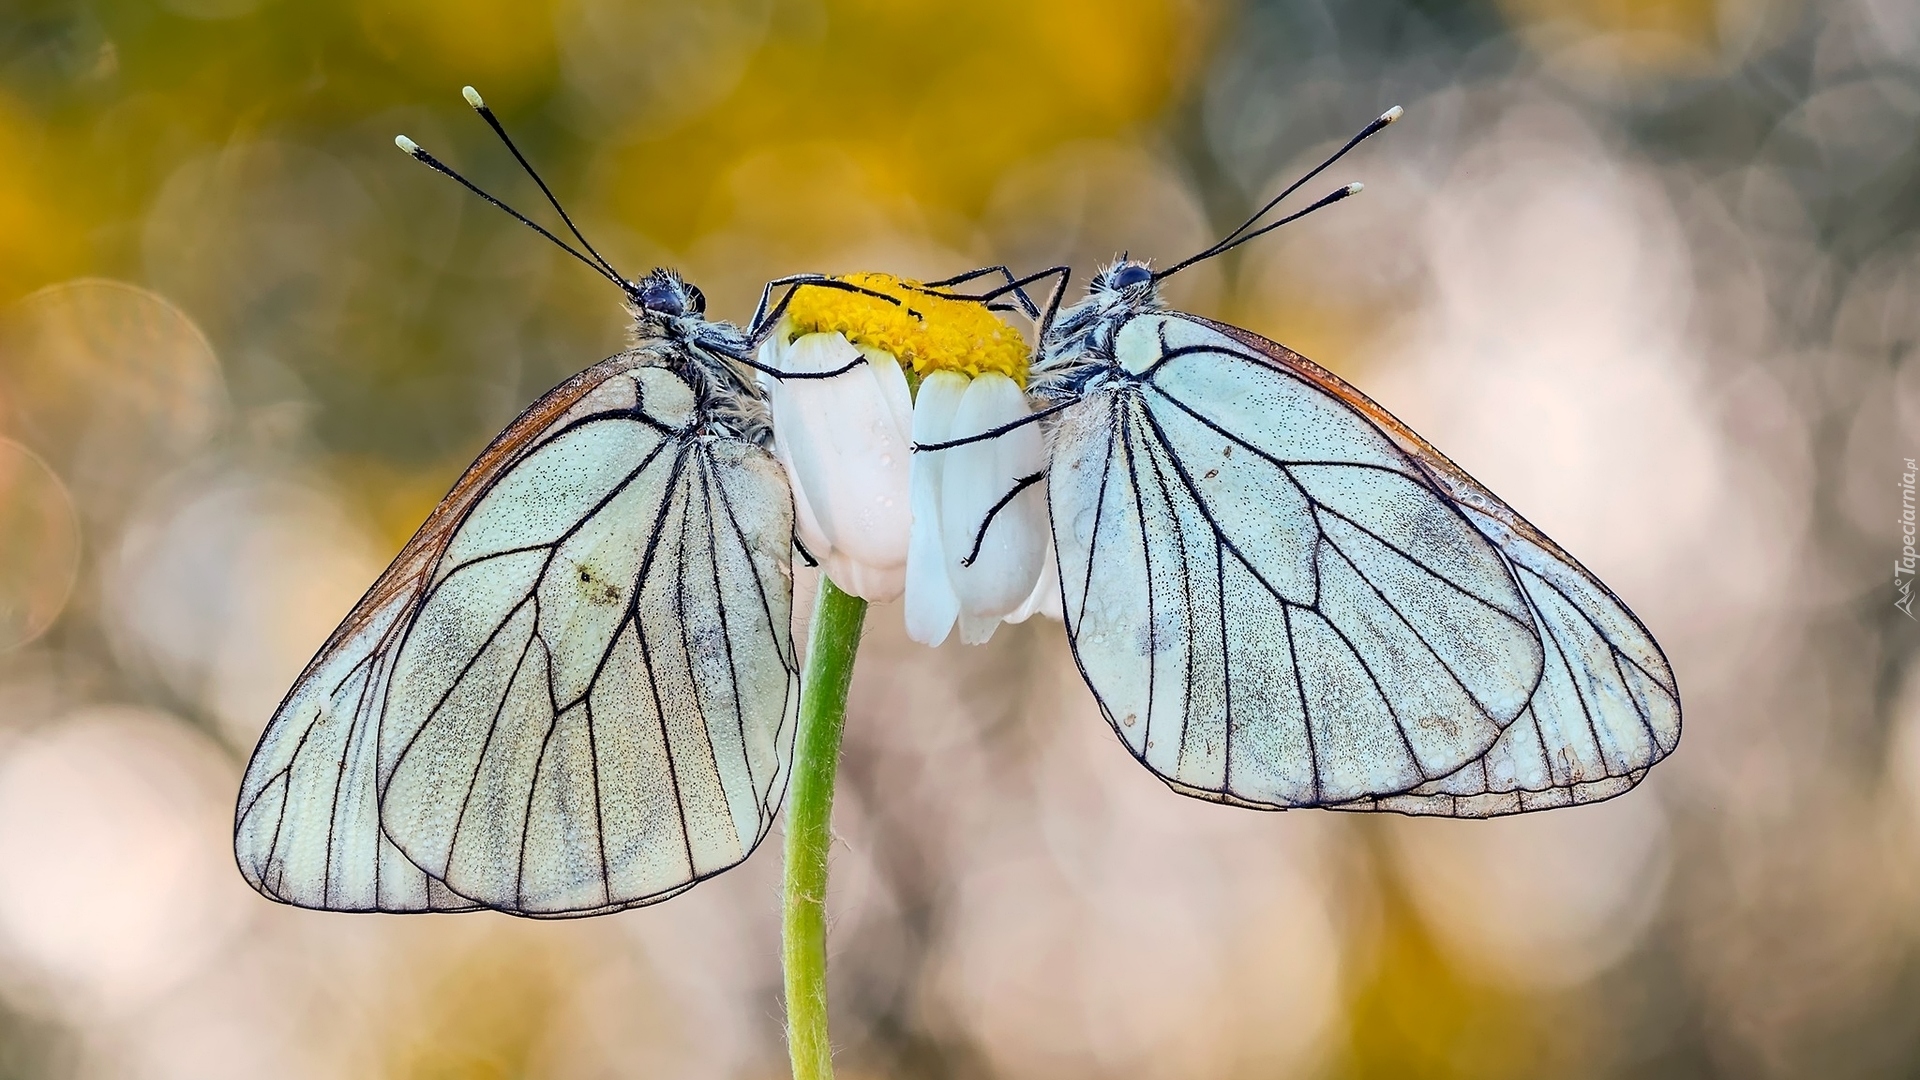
[{"left": 783, "top": 576, "right": 867, "bottom": 1079}]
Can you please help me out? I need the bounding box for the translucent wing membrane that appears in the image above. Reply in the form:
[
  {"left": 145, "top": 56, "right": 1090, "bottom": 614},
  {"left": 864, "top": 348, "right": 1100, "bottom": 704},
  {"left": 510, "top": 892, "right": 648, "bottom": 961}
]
[
  {"left": 1047, "top": 314, "right": 1679, "bottom": 818},
  {"left": 235, "top": 356, "right": 799, "bottom": 915},
  {"left": 233, "top": 583, "right": 480, "bottom": 912}
]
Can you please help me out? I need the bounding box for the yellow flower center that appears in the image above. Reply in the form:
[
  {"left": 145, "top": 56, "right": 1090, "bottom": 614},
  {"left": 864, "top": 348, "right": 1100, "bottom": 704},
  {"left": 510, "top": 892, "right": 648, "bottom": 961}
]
[{"left": 782, "top": 272, "right": 1030, "bottom": 386}]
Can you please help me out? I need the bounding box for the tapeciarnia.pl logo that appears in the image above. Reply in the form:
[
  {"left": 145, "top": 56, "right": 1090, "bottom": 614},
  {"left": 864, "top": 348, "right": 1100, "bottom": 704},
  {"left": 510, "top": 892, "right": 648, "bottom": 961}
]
[{"left": 1900, "top": 458, "right": 1917, "bottom": 620}]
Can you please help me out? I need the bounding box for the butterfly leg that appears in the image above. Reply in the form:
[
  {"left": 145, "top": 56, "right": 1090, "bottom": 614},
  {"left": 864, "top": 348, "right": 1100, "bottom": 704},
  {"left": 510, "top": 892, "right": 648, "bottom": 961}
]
[
  {"left": 734, "top": 274, "right": 930, "bottom": 383},
  {"left": 744, "top": 274, "right": 914, "bottom": 346},
  {"left": 912, "top": 400, "right": 1074, "bottom": 452},
  {"left": 793, "top": 533, "right": 820, "bottom": 568},
  {"left": 928, "top": 265, "right": 1074, "bottom": 338},
  {"left": 914, "top": 266, "right": 1042, "bottom": 318},
  {"left": 958, "top": 471, "right": 1045, "bottom": 567},
  {"left": 1020, "top": 266, "right": 1074, "bottom": 341},
  {"left": 727, "top": 347, "right": 871, "bottom": 383}
]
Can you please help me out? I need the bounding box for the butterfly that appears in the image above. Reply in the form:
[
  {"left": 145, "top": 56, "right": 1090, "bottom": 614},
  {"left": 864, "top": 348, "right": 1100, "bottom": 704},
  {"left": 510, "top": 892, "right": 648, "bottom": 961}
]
[
  {"left": 231, "top": 88, "right": 1039, "bottom": 917},
  {"left": 931, "top": 107, "right": 1681, "bottom": 817},
  {"left": 232, "top": 261, "right": 809, "bottom": 916}
]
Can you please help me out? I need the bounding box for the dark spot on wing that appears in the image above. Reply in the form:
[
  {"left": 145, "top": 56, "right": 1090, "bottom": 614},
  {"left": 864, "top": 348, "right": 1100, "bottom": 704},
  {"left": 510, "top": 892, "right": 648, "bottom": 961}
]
[{"left": 576, "top": 564, "right": 624, "bottom": 605}]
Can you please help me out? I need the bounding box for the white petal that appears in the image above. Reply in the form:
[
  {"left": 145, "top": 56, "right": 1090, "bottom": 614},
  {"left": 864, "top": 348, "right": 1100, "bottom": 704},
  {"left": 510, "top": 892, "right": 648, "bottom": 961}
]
[
  {"left": 761, "top": 332, "right": 913, "bottom": 602},
  {"left": 903, "top": 534, "right": 959, "bottom": 646},
  {"left": 939, "top": 373, "right": 1048, "bottom": 627},
  {"left": 826, "top": 549, "right": 905, "bottom": 604},
  {"left": 1005, "top": 540, "right": 1062, "bottom": 624},
  {"left": 904, "top": 372, "right": 969, "bottom": 646},
  {"left": 764, "top": 371, "right": 831, "bottom": 563},
  {"left": 957, "top": 610, "right": 1003, "bottom": 646}
]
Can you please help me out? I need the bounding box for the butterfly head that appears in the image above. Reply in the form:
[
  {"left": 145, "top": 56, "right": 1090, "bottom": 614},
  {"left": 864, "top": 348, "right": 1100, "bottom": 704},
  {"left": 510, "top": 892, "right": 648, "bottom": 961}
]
[
  {"left": 628, "top": 268, "right": 708, "bottom": 322},
  {"left": 1057, "top": 257, "right": 1162, "bottom": 331},
  {"left": 1090, "top": 255, "right": 1159, "bottom": 297},
  {"left": 1097, "top": 259, "right": 1157, "bottom": 294}
]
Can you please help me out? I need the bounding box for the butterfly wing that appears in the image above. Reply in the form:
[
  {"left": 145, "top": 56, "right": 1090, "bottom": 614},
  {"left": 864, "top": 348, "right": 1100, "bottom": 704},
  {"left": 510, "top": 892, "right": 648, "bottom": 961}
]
[
  {"left": 1195, "top": 315, "right": 1680, "bottom": 816},
  {"left": 234, "top": 574, "right": 481, "bottom": 912},
  {"left": 1047, "top": 312, "right": 1677, "bottom": 817},
  {"left": 235, "top": 355, "right": 800, "bottom": 914},
  {"left": 233, "top": 357, "right": 642, "bottom": 913}
]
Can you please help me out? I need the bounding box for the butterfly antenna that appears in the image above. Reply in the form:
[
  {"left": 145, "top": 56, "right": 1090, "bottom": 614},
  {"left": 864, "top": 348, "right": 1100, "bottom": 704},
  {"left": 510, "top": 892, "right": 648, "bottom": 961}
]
[
  {"left": 394, "top": 134, "right": 630, "bottom": 294},
  {"left": 1154, "top": 104, "right": 1401, "bottom": 282},
  {"left": 458, "top": 86, "right": 628, "bottom": 286}
]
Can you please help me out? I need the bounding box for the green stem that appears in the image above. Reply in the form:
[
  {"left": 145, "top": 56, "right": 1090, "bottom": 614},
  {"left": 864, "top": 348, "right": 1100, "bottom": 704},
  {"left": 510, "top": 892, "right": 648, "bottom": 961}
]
[{"left": 783, "top": 576, "right": 867, "bottom": 1080}]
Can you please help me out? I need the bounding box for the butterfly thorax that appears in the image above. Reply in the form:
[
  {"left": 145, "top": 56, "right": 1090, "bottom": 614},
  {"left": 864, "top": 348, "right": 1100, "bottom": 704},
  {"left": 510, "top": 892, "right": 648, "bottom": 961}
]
[
  {"left": 623, "top": 268, "right": 773, "bottom": 448},
  {"left": 1029, "top": 258, "right": 1164, "bottom": 405}
]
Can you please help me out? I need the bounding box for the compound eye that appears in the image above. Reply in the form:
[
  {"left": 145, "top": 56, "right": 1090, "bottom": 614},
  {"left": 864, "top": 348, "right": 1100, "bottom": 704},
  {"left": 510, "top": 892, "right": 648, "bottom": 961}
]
[
  {"left": 1110, "top": 264, "right": 1153, "bottom": 289},
  {"left": 638, "top": 279, "right": 684, "bottom": 315},
  {"left": 685, "top": 284, "right": 707, "bottom": 315}
]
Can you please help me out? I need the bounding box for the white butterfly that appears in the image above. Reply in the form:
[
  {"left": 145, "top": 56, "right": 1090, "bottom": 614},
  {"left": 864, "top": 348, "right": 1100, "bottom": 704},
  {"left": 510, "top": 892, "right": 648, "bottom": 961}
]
[
  {"left": 232, "top": 264, "right": 813, "bottom": 916},
  {"left": 934, "top": 108, "right": 1680, "bottom": 817},
  {"left": 232, "top": 89, "right": 987, "bottom": 917}
]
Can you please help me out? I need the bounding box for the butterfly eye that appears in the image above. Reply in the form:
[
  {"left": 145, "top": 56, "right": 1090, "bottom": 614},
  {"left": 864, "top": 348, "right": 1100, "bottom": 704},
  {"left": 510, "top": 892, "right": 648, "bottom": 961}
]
[
  {"left": 686, "top": 284, "right": 707, "bottom": 315},
  {"left": 1110, "top": 264, "right": 1153, "bottom": 289},
  {"left": 638, "top": 278, "right": 686, "bottom": 315}
]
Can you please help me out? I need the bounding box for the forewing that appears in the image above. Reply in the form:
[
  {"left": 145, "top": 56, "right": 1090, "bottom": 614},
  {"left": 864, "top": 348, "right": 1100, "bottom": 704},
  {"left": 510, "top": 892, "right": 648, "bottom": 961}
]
[
  {"left": 1051, "top": 313, "right": 1545, "bottom": 812},
  {"left": 374, "top": 418, "right": 800, "bottom": 919},
  {"left": 1184, "top": 313, "right": 1681, "bottom": 817}
]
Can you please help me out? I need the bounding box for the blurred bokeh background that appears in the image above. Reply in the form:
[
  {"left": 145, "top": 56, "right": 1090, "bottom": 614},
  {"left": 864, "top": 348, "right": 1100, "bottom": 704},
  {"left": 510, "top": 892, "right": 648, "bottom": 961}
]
[{"left": 0, "top": 0, "right": 1915, "bottom": 1075}]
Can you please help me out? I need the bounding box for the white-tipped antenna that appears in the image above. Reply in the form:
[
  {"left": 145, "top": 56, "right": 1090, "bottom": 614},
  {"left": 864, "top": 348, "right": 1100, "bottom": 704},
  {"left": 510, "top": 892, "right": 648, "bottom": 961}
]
[
  {"left": 1225, "top": 181, "right": 1366, "bottom": 247},
  {"left": 392, "top": 127, "right": 629, "bottom": 291},
  {"left": 1154, "top": 105, "right": 1401, "bottom": 282},
  {"left": 457, "top": 85, "right": 626, "bottom": 285}
]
